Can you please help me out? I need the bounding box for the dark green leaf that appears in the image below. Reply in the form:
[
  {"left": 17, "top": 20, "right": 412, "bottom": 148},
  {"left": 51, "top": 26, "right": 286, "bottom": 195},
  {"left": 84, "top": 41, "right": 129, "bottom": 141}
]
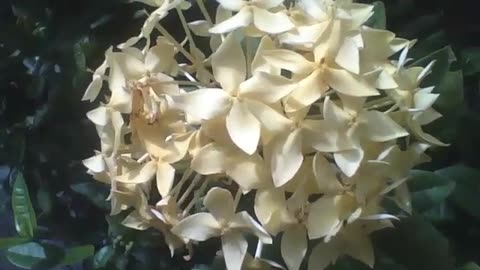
[
  {"left": 408, "top": 170, "right": 455, "bottom": 213},
  {"left": 434, "top": 70, "right": 464, "bottom": 113},
  {"left": 6, "top": 242, "right": 63, "bottom": 269},
  {"left": 366, "top": 2, "right": 386, "bottom": 29},
  {"left": 36, "top": 188, "right": 52, "bottom": 215},
  {"left": 57, "top": 245, "right": 95, "bottom": 267},
  {"left": 461, "top": 47, "right": 480, "bottom": 75},
  {"left": 93, "top": 245, "right": 115, "bottom": 269},
  {"left": 0, "top": 237, "right": 30, "bottom": 250},
  {"left": 12, "top": 171, "right": 37, "bottom": 238},
  {"left": 459, "top": 262, "right": 480, "bottom": 270},
  {"left": 410, "top": 46, "right": 456, "bottom": 86},
  {"left": 373, "top": 216, "right": 455, "bottom": 270},
  {"left": 436, "top": 165, "right": 480, "bottom": 220}
]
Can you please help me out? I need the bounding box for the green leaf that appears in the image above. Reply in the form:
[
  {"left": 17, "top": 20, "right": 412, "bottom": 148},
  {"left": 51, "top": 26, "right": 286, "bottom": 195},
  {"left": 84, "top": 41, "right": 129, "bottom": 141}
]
[
  {"left": 0, "top": 237, "right": 30, "bottom": 250},
  {"left": 36, "top": 188, "right": 52, "bottom": 215},
  {"left": 57, "top": 245, "right": 95, "bottom": 267},
  {"left": 459, "top": 262, "right": 480, "bottom": 270},
  {"left": 6, "top": 242, "right": 63, "bottom": 269},
  {"left": 366, "top": 1, "right": 386, "bottom": 29},
  {"left": 461, "top": 47, "right": 480, "bottom": 75},
  {"left": 373, "top": 215, "right": 455, "bottom": 270},
  {"left": 93, "top": 245, "right": 115, "bottom": 269},
  {"left": 410, "top": 46, "right": 456, "bottom": 86},
  {"left": 70, "top": 182, "right": 110, "bottom": 210},
  {"left": 408, "top": 170, "right": 455, "bottom": 213},
  {"left": 12, "top": 171, "right": 37, "bottom": 238},
  {"left": 436, "top": 165, "right": 480, "bottom": 220},
  {"left": 434, "top": 70, "right": 464, "bottom": 113}
]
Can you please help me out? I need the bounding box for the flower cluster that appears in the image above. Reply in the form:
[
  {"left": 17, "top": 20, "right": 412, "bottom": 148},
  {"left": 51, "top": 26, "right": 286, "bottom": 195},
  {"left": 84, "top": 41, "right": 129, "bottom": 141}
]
[{"left": 82, "top": 0, "right": 446, "bottom": 269}]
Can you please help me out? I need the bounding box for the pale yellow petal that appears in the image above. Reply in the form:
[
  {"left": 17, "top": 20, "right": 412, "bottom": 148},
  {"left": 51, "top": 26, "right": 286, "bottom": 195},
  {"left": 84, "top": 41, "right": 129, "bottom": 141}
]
[
  {"left": 172, "top": 88, "right": 232, "bottom": 120},
  {"left": 313, "top": 152, "right": 343, "bottom": 193},
  {"left": 239, "top": 72, "right": 295, "bottom": 103},
  {"left": 171, "top": 213, "right": 222, "bottom": 241},
  {"left": 209, "top": 7, "right": 253, "bottom": 34},
  {"left": 281, "top": 225, "right": 308, "bottom": 270},
  {"left": 222, "top": 231, "right": 248, "bottom": 270},
  {"left": 262, "top": 50, "right": 315, "bottom": 74},
  {"left": 284, "top": 70, "right": 326, "bottom": 112},
  {"left": 252, "top": 7, "right": 294, "bottom": 34},
  {"left": 191, "top": 143, "right": 229, "bottom": 175},
  {"left": 230, "top": 212, "right": 272, "bottom": 243},
  {"left": 211, "top": 33, "right": 246, "bottom": 92},
  {"left": 307, "top": 196, "right": 341, "bottom": 239},
  {"left": 116, "top": 160, "right": 157, "bottom": 184},
  {"left": 334, "top": 148, "right": 364, "bottom": 177},
  {"left": 217, "top": 0, "right": 246, "bottom": 11},
  {"left": 156, "top": 162, "right": 175, "bottom": 197},
  {"left": 307, "top": 242, "right": 339, "bottom": 270},
  {"left": 335, "top": 37, "right": 360, "bottom": 74},
  {"left": 271, "top": 129, "right": 304, "bottom": 187},
  {"left": 226, "top": 100, "right": 261, "bottom": 155},
  {"left": 325, "top": 67, "right": 379, "bottom": 97},
  {"left": 204, "top": 187, "right": 235, "bottom": 222},
  {"left": 365, "top": 111, "right": 409, "bottom": 142}
]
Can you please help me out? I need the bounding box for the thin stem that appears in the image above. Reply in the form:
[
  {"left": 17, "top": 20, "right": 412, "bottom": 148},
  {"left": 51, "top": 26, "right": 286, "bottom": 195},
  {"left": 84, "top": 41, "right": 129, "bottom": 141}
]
[
  {"left": 176, "top": 7, "right": 197, "bottom": 52},
  {"left": 233, "top": 188, "right": 242, "bottom": 211},
  {"left": 152, "top": 80, "right": 204, "bottom": 87},
  {"left": 172, "top": 168, "right": 193, "bottom": 200},
  {"left": 155, "top": 24, "right": 196, "bottom": 63},
  {"left": 195, "top": 0, "right": 213, "bottom": 25},
  {"left": 182, "top": 177, "right": 210, "bottom": 216},
  {"left": 137, "top": 153, "right": 150, "bottom": 163},
  {"left": 178, "top": 174, "right": 202, "bottom": 205}
]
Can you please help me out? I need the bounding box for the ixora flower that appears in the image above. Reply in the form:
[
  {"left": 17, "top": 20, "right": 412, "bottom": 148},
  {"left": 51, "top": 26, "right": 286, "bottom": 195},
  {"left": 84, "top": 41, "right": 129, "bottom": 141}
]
[
  {"left": 172, "top": 188, "right": 272, "bottom": 270},
  {"left": 83, "top": 0, "right": 450, "bottom": 270}
]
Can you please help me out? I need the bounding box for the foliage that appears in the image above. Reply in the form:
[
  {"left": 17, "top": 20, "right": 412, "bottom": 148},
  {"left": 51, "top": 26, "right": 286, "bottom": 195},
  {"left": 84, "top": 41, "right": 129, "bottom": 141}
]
[{"left": 0, "top": 0, "right": 479, "bottom": 269}]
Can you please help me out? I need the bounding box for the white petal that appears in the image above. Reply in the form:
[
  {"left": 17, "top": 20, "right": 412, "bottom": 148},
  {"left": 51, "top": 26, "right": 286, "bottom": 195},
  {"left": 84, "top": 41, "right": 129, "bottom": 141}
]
[
  {"left": 307, "top": 242, "right": 339, "bottom": 270},
  {"left": 82, "top": 154, "right": 106, "bottom": 173},
  {"left": 204, "top": 187, "right": 235, "bottom": 222},
  {"left": 271, "top": 129, "right": 304, "bottom": 187},
  {"left": 209, "top": 7, "right": 253, "bottom": 34},
  {"left": 217, "top": 0, "right": 246, "bottom": 11},
  {"left": 222, "top": 231, "right": 248, "bottom": 270},
  {"left": 281, "top": 226, "right": 308, "bottom": 270},
  {"left": 107, "top": 54, "right": 131, "bottom": 113},
  {"left": 325, "top": 67, "right": 379, "bottom": 97},
  {"left": 86, "top": 106, "right": 110, "bottom": 126},
  {"left": 252, "top": 7, "right": 294, "bottom": 34},
  {"left": 414, "top": 92, "right": 439, "bottom": 111},
  {"left": 172, "top": 88, "right": 231, "bottom": 120},
  {"left": 230, "top": 211, "right": 273, "bottom": 243},
  {"left": 226, "top": 100, "right": 261, "bottom": 154},
  {"left": 284, "top": 70, "right": 326, "bottom": 111},
  {"left": 82, "top": 77, "right": 103, "bottom": 102},
  {"left": 335, "top": 37, "right": 360, "bottom": 74},
  {"left": 116, "top": 161, "right": 157, "bottom": 184},
  {"left": 313, "top": 152, "right": 343, "bottom": 193},
  {"left": 255, "top": 0, "right": 284, "bottom": 9},
  {"left": 188, "top": 20, "right": 211, "bottom": 37},
  {"left": 251, "top": 35, "right": 279, "bottom": 75},
  {"left": 307, "top": 196, "right": 341, "bottom": 240},
  {"left": 226, "top": 153, "right": 269, "bottom": 191},
  {"left": 145, "top": 41, "right": 176, "bottom": 73},
  {"left": 334, "top": 148, "right": 363, "bottom": 177},
  {"left": 262, "top": 50, "right": 315, "bottom": 74},
  {"left": 191, "top": 143, "right": 229, "bottom": 175},
  {"left": 365, "top": 111, "right": 409, "bottom": 142},
  {"left": 246, "top": 100, "right": 292, "bottom": 138},
  {"left": 343, "top": 229, "right": 375, "bottom": 268},
  {"left": 156, "top": 162, "right": 175, "bottom": 197},
  {"left": 171, "top": 213, "right": 221, "bottom": 241},
  {"left": 211, "top": 33, "right": 246, "bottom": 93},
  {"left": 239, "top": 72, "right": 295, "bottom": 103}
]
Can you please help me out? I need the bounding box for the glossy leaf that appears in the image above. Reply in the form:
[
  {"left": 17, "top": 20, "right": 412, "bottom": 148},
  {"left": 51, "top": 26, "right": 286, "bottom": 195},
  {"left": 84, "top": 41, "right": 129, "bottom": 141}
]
[
  {"left": 93, "top": 245, "right": 115, "bottom": 269},
  {"left": 6, "top": 242, "right": 63, "bottom": 269},
  {"left": 0, "top": 237, "right": 29, "bottom": 250},
  {"left": 408, "top": 170, "right": 455, "bottom": 213},
  {"left": 57, "top": 245, "right": 95, "bottom": 267},
  {"left": 12, "top": 171, "right": 37, "bottom": 238},
  {"left": 366, "top": 1, "right": 386, "bottom": 29}
]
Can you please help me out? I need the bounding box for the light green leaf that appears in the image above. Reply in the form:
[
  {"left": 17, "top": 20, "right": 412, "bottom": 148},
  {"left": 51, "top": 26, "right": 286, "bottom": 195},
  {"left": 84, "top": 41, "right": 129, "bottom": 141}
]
[
  {"left": 93, "top": 245, "right": 115, "bottom": 269},
  {"left": 0, "top": 237, "right": 30, "bottom": 250},
  {"left": 366, "top": 1, "right": 386, "bottom": 29},
  {"left": 12, "top": 171, "right": 37, "bottom": 238},
  {"left": 57, "top": 245, "right": 95, "bottom": 267},
  {"left": 6, "top": 242, "right": 63, "bottom": 269}
]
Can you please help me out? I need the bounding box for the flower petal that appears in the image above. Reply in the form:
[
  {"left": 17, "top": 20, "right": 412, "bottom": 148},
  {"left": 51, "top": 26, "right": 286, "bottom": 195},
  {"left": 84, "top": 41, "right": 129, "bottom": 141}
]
[
  {"left": 209, "top": 7, "right": 253, "bottom": 34},
  {"left": 226, "top": 100, "right": 261, "bottom": 154},
  {"left": 191, "top": 143, "right": 229, "bottom": 175},
  {"left": 313, "top": 152, "right": 343, "bottom": 193},
  {"left": 335, "top": 37, "right": 360, "bottom": 74},
  {"left": 239, "top": 72, "right": 295, "bottom": 103},
  {"left": 252, "top": 7, "right": 294, "bottom": 34},
  {"left": 226, "top": 153, "right": 269, "bottom": 191},
  {"left": 307, "top": 242, "right": 339, "bottom": 270},
  {"left": 334, "top": 148, "right": 364, "bottom": 177},
  {"left": 217, "top": 0, "right": 246, "bottom": 11},
  {"left": 231, "top": 211, "right": 273, "bottom": 243},
  {"left": 145, "top": 41, "right": 176, "bottom": 73},
  {"left": 156, "top": 162, "right": 175, "bottom": 197},
  {"left": 204, "top": 187, "right": 235, "bottom": 222},
  {"left": 365, "top": 111, "right": 409, "bottom": 142},
  {"left": 222, "top": 231, "right": 248, "bottom": 270},
  {"left": 324, "top": 67, "right": 379, "bottom": 97},
  {"left": 307, "top": 196, "right": 341, "bottom": 240},
  {"left": 172, "top": 88, "right": 231, "bottom": 120},
  {"left": 284, "top": 69, "right": 327, "bottom": 111},
  {"left": 171, "top": 213, "right": 221, "bottom": 241},
  {"left": 116, "top": 160, "right": 157, "bottom": 184},
  {"left": 211, "top": 33, "right": 246, "bottom": 93},
  {"left": 281, "top": 225, "right": 308, "bottom": 270},
  {"left": 271, "top": 129, "right": 304, "bottom": 187},
  {"left": 87, "top": 106, "right": 110, "bottom": 126},
  {"left": 262, "top": 50, "right": 315, "bottom": 74},
  {"left": 342, "top": 227, "right": 375, "bottom": 268}
]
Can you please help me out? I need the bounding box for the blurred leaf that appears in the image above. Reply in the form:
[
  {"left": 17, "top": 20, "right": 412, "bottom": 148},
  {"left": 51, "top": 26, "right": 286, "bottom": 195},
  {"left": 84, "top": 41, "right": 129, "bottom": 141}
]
[
  {"left": 0, "top": 237, "right": 30, "bottom": 250},
  {"left": 93, "top": 245, "right": 115, "bottom": 269},
  {"left": 408, "top": 170, "right": 455, "bottom": 213},
  {"left": 461, "top": 47, "right": 480, "bottom": 75},
  {"left": 436, "top": 165, "right": 480, "bottom": 220},
  {"left": 410, "top": 45, "right": 456, "bottom": 86},
  {"left": 373, "top": 215, "right": 455, "bottom": 270},
  {"left": 70, "top": 182, "right": 110, "bottom": 210},
  {"left": 36, "top": 188, "right": 52, "bottom": 215},
  {"left": 12, "top": 170, "right": 37, "bottom": 238},
  {"left": 6, "top": 242, "right": 64, "bottom": 269},
  {"left": 57, "top": 245, "right": 95, "bottom": 267},
  {"left": 459, "top": 262, "right": 480, "bottom": 270},
  {"left": 434, "top": 70, "right": 465, "bottom": 113},
  {"left": 366, "top": 1, "right": 386, "bottom": 29}
]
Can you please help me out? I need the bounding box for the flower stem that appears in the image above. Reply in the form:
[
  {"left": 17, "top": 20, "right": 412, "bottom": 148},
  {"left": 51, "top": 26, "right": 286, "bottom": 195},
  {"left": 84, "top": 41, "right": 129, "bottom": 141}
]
[
  {"left": 176, "top": 7, "right": 197, "bottom": 52},
  {"left": 155, "top": 24, "right": 196, "bottom": 63},
  {"left": 172, "top": 168, "right": 193, "bottom": 200},
  {"left": 178, "top": 174, "right": 202, "bottom": 205},
  {"left": 182, "top": 177, "right": 210, "bottom": 216},
  {"left": 195, "top": 0, "right": 213, "bottom": 25},
  {"left": 233, "top": 188, "right": 242, "bottom": 211},
  {"left": 254, "top": 240, "right": 263, "bottom": 258}
]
